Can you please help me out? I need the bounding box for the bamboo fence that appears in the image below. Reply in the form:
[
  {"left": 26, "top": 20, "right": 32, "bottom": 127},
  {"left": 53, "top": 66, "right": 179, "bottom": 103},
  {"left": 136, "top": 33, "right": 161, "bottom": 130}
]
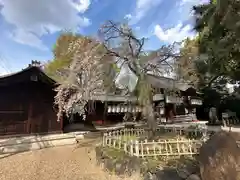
[
  {"left": 222, "top": 112, "right": 240, "bottom": 126},
  {"left": 102, "top": 127, "right": 209, "bottom": 158}
]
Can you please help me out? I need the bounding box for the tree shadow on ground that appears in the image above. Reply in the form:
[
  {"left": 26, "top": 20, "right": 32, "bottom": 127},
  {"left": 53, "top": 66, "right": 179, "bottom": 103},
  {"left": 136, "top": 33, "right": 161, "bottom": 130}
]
[{"left": 0, "top": 134, "right": 52, "bottom": 160}]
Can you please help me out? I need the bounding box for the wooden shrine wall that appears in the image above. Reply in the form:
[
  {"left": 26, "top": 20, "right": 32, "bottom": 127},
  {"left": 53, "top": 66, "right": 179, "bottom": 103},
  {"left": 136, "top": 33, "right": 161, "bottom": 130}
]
[{"left": 0, "top": 82, "right": 61, "bottom": 135}]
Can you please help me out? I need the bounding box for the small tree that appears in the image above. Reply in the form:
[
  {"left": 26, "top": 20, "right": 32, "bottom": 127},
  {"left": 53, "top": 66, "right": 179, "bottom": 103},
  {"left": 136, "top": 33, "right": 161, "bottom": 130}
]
[
  {"left": 54, "top": 37, "right": 114, "bottom": 121},
  {"left": 193, "top": 0, "right": 240, "bottom": 84},
  {"left": 98, "top": 21, "right": 180, "bottom": 135},
  {"left": 45, "top": 33, "right": 91, "bottom": 82}
]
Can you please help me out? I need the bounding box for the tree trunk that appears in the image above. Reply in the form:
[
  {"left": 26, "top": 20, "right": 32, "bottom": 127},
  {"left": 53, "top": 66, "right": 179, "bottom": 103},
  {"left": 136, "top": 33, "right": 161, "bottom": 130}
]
[
  {"left": 137, "top": 73, "right": 157, "bottom": 138},
  {"left": 145, "top": 97, "right": 157, "bottom": 138}
]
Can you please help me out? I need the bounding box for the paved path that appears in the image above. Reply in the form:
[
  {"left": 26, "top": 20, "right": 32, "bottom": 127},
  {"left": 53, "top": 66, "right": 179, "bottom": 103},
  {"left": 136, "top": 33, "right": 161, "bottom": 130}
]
[{"left": 0, "top": 136, "right": 140, "bottom": 180}]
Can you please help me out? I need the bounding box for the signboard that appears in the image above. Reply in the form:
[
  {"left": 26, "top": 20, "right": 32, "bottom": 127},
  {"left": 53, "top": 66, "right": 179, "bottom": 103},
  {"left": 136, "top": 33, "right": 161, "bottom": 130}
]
[
  {"left": 190, "top": 99, "right": 202, "bottom": 105},
  {"left": 107, "top": 105, "right": 142, "bottom": 113},
  {"left": 166, "top": 96, "right": 183, "bottom": 104},
  {"left": 222, "top": 113, "right": 229, "bottom": 118}
]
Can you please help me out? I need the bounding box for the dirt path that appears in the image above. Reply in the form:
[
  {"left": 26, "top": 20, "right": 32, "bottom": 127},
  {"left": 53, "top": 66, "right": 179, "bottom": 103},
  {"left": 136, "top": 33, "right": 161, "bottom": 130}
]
[{"left": 0, "top": 138, "right": 140, "bottom": 180}]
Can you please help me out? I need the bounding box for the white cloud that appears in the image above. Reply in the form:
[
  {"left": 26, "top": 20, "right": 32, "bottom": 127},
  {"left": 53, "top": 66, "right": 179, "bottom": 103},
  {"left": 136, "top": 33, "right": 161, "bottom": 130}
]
[
  {"left": 135, "top": 26, "right": 141, "bottom": 31},
  {"left": 154, "top": 23, "right": 195, "bottom": 43},
  {"left": 124, "top": 14, "right": 132, "bottom": 20},
  {"left": 179, "top": 0, "right": 198, "bottom": 6},
  {"left": 0, "top": 61, "right": 11, "bottom": 75},
  {"left": 0, "top": 0, "right": 91, "bottom": 50},
  {"left": 9, "top": 29, "right": 48, "bottom": 50},
  {"left": 70, "top": 0, "right": 90, "bottom": 12},
  {"left": 179, "top": 0, "right": 209, "bottom": 6},
  {"left": 0, "top": 68, "right": 9, "bottom": 76},
  {"left": 129, "top": 0, "right": 163, "bottom": 25}
]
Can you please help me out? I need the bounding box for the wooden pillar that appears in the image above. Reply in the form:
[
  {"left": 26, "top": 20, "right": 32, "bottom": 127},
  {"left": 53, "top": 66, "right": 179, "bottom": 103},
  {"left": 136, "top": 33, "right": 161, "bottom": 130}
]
[
  {"left": 27, "top": 102, "right": 33, "bottom": 134},
  {"left": 173, "top": 103, "right": 177, "bottom": 116},
  {"left": 163, "top": 89, "right": 168, "bottom": 122},
  {"left": 60, "top": 114, "right": 64, "bottom": 132},
  {"left": 103, "top": 101, "right": 108, "bottom": 125}
]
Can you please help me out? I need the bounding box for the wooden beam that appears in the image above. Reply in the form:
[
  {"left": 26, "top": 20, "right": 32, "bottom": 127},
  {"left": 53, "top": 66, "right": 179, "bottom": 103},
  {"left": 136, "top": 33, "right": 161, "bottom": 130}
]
[
  {"left": 60, "top": 114, "right": 64, "bottom": 132},
  {"left": 0, "top": 110, "right": 24, "bottom": 114}
]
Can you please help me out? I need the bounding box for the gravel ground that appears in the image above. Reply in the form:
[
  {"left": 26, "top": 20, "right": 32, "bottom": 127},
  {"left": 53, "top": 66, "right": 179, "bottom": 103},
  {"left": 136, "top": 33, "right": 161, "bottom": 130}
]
[{"left": 0, "top": 139, "right": 141, "bottom": 180}]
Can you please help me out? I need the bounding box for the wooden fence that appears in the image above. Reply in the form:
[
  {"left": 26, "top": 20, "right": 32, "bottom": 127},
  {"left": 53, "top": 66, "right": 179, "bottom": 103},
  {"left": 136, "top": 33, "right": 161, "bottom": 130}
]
[
  {"left": 222, "top": 112, "right": 240, "bottom": 127},
  {"left": 103, "top": 137, "right": 203, "bottom": 158},
  {"left": 103, "top": 126, "right": 211, "bottom": 140},
  {"left": 102, "top": 127, "right": 208, "bottom": 158}
]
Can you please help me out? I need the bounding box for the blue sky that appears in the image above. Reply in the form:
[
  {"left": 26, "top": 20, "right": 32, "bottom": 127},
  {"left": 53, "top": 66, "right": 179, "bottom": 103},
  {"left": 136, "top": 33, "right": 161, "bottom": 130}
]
[{"left": 0, "top": 0, "right": 204, "bottom": 75}]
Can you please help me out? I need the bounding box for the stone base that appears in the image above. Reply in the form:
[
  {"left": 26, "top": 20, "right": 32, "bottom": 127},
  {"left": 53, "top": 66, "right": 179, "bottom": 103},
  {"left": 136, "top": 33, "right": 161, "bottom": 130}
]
[{"left": 95, "top": 146, "right": 141, "bottom": 176}]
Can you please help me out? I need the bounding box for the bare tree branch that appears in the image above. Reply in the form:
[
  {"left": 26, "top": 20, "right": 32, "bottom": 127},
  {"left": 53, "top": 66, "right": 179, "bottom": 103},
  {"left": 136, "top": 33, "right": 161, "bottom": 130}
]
[{"left": 98, "top": 20, "right": 181, "bottom": 136}]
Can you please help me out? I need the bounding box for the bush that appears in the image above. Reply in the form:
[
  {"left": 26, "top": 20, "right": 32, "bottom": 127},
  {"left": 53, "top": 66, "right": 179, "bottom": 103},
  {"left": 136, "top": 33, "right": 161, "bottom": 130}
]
[{"left": 95, "top": 146, "right": 141, "bottom": 176}]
